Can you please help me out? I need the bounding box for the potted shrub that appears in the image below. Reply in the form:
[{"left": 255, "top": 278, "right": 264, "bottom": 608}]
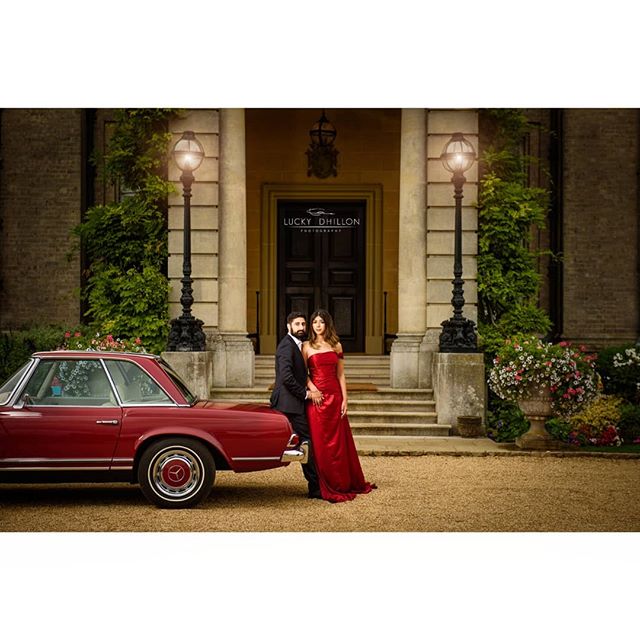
[{"left": 488, "top": 335, "right": 599, "bottom": 449}]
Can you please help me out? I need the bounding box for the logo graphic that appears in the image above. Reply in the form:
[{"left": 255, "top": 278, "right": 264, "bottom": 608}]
[
  {"left": 282, "top": 207, "right": 360, "bottom": 233},
  {"left": 307, "top": 207, "right": 335, "bottom": 217},
  {"left": 168, "top": 465, "right": 186, "bottom": 483}
]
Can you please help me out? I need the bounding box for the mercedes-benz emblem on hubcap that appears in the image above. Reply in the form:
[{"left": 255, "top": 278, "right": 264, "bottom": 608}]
[{"left": 168, "top": 465, "right": 186, "bottom": 482}]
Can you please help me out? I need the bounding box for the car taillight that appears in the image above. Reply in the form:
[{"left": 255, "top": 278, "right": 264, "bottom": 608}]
[{"left": 288, "top": 433, "right": 300, "bottom": 447}]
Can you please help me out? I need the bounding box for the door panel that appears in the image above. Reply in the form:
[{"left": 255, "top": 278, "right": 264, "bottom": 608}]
[
  {"left": 278, "top": 200, "right": 366, "bottom": 351},
  {"left": 0, "top": 358, "right": 122, "bottom": 469}
]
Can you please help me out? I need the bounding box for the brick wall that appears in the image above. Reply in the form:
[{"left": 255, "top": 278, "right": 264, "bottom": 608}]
[
  {"left": 0, "top": 109, "right": 83, "bottom": 329},
  {"left": 562, "top": 109, "right": 639, "bottom": 346}
]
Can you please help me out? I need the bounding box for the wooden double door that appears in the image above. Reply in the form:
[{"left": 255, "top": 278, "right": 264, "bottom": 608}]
[{"left": 277, "top": 200, "right": 366, "bottom": 352}]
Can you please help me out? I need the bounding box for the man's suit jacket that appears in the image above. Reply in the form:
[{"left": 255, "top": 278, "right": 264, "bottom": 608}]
[{"left": 270, "top": 334, "right": 307, "bottom": 415}]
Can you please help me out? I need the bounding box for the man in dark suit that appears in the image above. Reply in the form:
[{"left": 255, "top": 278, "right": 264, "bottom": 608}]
[{"left": 270, "top": 311, "right": 323, "bottom": 498}]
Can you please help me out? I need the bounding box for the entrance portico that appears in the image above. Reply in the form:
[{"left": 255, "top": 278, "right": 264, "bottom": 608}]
[{"left": 166, "top": 108, "right": 481, "bottom": 410}]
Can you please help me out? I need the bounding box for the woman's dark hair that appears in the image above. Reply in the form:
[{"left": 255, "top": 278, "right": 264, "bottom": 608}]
[{"left": 309, "top": 308, "right": 340, "bottom": 349}]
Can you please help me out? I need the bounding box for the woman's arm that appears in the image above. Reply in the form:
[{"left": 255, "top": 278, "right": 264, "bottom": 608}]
[
  {"left": 302, "top": 343, "right": 322, "bottom": 405},
  {"left": 336, "top": 343, "right": 348, "bottom": 416}
]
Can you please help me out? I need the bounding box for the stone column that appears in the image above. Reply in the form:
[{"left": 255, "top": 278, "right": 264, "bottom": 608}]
[
  {"left": 390, "top": 109, "right": 428, "bottom": 388},
  {"left": 216, "top": 108, "right": 254, "bottom": 387}
]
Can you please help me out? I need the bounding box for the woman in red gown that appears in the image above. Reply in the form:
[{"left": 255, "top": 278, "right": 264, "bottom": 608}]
[{"left": 302, "top": 309, "right": 376, "bottom": 503}]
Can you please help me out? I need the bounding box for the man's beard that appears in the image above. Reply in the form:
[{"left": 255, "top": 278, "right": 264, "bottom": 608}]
[{"left": 293, "top": 329, "right": 306, "bottom": 339}]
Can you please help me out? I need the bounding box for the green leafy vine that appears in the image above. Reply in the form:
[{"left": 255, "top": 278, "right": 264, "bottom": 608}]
[
  {"left": 477, "top": 109, "right": 553, "bottom": 360},
  {"left": 71, "top": 109, "right": 179, "bottom": 353}
]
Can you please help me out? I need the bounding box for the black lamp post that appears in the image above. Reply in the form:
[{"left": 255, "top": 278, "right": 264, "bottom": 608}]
[
  {"left": 167, "top": 131, "right": 207, "bottom": 351},
  {"left": 438, "top": 132, "right": 478, "bottom": 353}
]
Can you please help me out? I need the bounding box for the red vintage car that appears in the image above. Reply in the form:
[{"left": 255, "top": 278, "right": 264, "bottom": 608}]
[{"left": 0, "top": 351, "right": 307, "bottom": 508}]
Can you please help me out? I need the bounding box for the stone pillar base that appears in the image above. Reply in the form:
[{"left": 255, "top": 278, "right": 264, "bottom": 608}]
[
  {"left": 214, "top": 333, "right": 255, "bottom": 388},
  {"left": 390, "top": 334, "right": 422, "bottom": 388},
  {"left": 161, "top": 350, "right": 214, "bottom": 401},
  {"left": 432, "top": 352, "right": 485, "bottom": 434}
]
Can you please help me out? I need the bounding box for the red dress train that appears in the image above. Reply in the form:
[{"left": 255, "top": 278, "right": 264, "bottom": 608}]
[{"left": 306, "top": 351, "right": 376, "bottom": 503}]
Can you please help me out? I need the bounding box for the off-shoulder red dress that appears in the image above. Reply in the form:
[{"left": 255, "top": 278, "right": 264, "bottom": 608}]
[{"left": 306, "top": 350, "right": 376, "bottom": 503}]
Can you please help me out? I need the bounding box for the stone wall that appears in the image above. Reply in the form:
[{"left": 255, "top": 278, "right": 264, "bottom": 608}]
[{"left": 0, "top": 108, "right": 82, "bottom": 329}]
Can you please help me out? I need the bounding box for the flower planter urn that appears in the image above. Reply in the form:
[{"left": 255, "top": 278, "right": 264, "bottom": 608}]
[
  {"left": 457, "top": 415, "right": 484, "bottom": 438},
  {"left": 516, "top": 389, "right": 561, "bottom": 450}
]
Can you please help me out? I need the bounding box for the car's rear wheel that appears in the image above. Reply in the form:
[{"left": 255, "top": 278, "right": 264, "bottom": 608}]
[{"left": 138, "top": 438, "right": 215, "bottom": 509}]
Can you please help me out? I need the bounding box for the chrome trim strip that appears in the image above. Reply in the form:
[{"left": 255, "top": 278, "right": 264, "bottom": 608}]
[
  {"left": 230, "top": 456, "right": 281, "bottom": 461},
  {"left": 120, "top": 403, "right": 177, "bottom": 407},
  {"left": 1, "top": 358, "right": 39, "bottom": 407},
  {"left": 99, "top": 358, "right": 123, "bottom": 405},
  {"left": 1, "top": 457, "right": 113, "bottom": 463},
  {"left": 112, "top": 458, "right": 134, "bottom": 462},
  {"left": 109, "top": 466, "right": 133, "bottom": 470},
  {"left": 0, "top": 466, "right": 111, "bottom": 471},
  {"left": 10, "top": 403, "right": 120, "bottom": 408}
]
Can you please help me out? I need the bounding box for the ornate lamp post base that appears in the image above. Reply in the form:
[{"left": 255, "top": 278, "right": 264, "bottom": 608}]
[
  {"left": 167, "top": 316, "right": 206, "bottom": 352},
  {"left": 439, "top": 316, "right": 478, "bottom": 353}
]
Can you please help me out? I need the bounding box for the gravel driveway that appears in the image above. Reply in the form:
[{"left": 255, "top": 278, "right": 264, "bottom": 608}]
[{"left": 1, "top": 455, "right": 638, "bottom": 532}]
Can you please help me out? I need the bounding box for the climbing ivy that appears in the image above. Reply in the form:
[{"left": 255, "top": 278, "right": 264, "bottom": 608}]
[
  {"left": 477, "top": 109, "right": 553, "bottom": 361},
  {"left": 72, "top": 109, "right": 179, "bottom": 353}
]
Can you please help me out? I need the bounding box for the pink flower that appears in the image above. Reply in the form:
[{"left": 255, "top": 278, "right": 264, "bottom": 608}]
[
  {"left": 64, "top": 331, "right": 71, "bottom": 338},
  {"left": 135, "top": 337, "right": 142, "bottom": 345},
  {"left": 74, "top": 331, "right": 81, "bottom": 337}
]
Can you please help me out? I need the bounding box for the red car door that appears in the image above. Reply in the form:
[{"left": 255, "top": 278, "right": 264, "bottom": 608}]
[{"left": 0, "top": 357, "right": 122, "bottom": 471}]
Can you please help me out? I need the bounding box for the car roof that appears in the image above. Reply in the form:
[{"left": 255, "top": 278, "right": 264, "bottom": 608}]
[{"left": 32, "top": 351, "right": 160, "bottom": 360}]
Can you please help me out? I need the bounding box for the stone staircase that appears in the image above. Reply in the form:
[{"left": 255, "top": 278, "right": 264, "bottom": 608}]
[{"left": 209, "top": 355, "right": 451, "bottom": 451}]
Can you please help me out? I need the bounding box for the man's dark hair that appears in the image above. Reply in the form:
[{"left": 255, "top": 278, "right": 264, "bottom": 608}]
[{"left": 287, "top": 311, "right": 306, "bottom": 324}]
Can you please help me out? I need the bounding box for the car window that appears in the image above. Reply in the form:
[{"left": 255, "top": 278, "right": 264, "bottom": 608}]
[
  {"left": 0, "top": 360, "right": 32, "bottom": 405},
  {"left": 104, "top": 360, "right": 174, "bottom": 405},
  {"left": 22, "top": 359, "right": 117, "bottom": 406}
]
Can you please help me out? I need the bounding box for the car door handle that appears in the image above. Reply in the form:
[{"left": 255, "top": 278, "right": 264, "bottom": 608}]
[{"left": 96, "top": 419, "right": 120, "bottom": 425}]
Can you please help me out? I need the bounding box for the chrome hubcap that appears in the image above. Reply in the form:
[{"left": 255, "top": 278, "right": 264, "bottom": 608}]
[{"left": 149, "top": 447, "right": 204, "bottom": 501}]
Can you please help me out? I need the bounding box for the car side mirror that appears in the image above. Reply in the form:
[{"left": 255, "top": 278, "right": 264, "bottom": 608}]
[{"left": 14, "top": 393, "right": 33, "bottom": 409}]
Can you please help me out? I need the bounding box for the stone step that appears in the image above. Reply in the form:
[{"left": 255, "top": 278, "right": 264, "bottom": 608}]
[
  {"left": 346, "top": 388, "right": 434, "bottom": 401},
  {"left": 209, "top": 387, "right": 434, "bottom": 401},
  {"left": 348, "top": 399, "right": 436, "bottom": 412},
  {"left": 348, "top": 411, "right": 438, "bottom": 424},
  {"left": 254, "top": 365, "right": 391, "bottom": 374},
  {"left": 254, "top": 378, "right": 392, "bottom": 387},
  {"left": 350, "top": 423, "right": 450, "bottom": 437},
  {"left": 255, "top": 355, "right": 390, "bottom": 361}
]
